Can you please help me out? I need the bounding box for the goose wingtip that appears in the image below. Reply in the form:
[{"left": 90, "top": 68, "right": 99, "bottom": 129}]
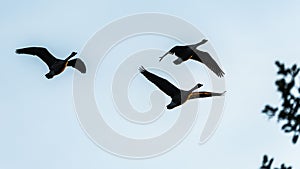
[
  {"left": 15, "top": 49, "right": 21, "bottom": 54},
  {"left": 138, "top": 66, "right": 146, "bottom": 73}
]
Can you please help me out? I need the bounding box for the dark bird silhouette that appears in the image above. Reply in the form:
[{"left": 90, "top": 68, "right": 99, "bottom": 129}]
[
  {"left": 159, "top": 39, "right": 225, "bottom": 77},
  {"left": 139, "top": 66, "right": 225, "bottom": 109},
  {"left": 16, "top": 47, "right": 86, "bottom": 79}
]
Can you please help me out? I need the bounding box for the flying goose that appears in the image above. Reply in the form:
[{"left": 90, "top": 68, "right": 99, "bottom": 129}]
[
  {"left": 16, "top": 47, "right": 86, "bottom": 79},
  {"left": 159, "top": 39, "right": 225, "bottom": 77},
  {"left": 139, "top": 66, "right": 225, "bottom": 109}
]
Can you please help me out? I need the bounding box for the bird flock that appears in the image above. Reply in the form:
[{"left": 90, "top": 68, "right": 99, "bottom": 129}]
[{"left": 16, "top": 39, "right": 225, "bottom": 109}]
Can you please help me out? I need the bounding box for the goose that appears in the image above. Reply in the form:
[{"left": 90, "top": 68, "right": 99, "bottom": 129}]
[
  {"left": 139, "top": 66, "right": 225, "bottom": 109},
  {"left": 159, "top": 39, "right": 225, "bottom": 77},
  {"left": 16, "top": 47, "right": 86, "bottom": 79}
]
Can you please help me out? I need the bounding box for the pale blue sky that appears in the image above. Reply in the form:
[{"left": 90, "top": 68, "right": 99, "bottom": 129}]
[{"left": 1, "top": 0, "right": 300, "bottom": 169}]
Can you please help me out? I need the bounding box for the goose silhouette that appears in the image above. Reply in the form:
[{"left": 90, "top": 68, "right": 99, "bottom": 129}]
[
  {"left": 139, "top": 66, "right": 225, "bottom": 109},
  {"left": 16, "top": 47, "right": 86, "bottom": 79},
  {"left": 159, "top": 39, "right": 225, "bottom": 77}
]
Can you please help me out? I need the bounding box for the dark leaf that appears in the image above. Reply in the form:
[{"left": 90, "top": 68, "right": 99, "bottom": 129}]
[
  {"left": 291, "top": 64, "right": 296, "bottom": 71},
  {"left": 287, "top": 80, "right": 295, "bottom": 91},
  {"left": 263, "top": 155, "right": 268, "bottom": 164},
  {"left": 278, "top": 110, "right": 287, "bottom": 121},
  {"left": 275, "top": 61, "right": 281, "bottom": 67},
  {"left": 282, "top": 123, "right": 293, "bottom": 132},
  {"left": 275, "top": 79, "right": 286, "bottom": 89},
  {"left": 294, "top": 68, "right": 300, "bottom": 77},
  {"left": 292, "top": 134, "right": 299, "bottom": 144}
]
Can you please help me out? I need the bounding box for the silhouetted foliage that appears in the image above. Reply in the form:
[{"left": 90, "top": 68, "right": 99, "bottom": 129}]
[
  {"left": 262, "top": 61, "right": 300, "bottom": 144},
  {"left": 260, "top": 155, "right": 292, "bottom": 169}
]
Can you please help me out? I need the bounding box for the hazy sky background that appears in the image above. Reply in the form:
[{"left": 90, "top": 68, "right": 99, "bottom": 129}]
[{"left": 1, "top": 0, "right": 300, "bottom": 169}]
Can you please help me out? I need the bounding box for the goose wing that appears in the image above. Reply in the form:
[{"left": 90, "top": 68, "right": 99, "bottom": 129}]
[
  {"left": 188, "top": 91, "right": 225, "bottom": 100},
  {"left": 191, "top": 50, "right": 225, "bottom": 77},
  {"left": 139, "top": 66, "right": 180, "bottom": 97},
  {"left": 67, "top": 58, "right": 86, "bottom": 73},
  {"left": 16, "top": 47, "right": 58, "bottom": 68},
  {"left": 187, "top": 39, "right": 208, "bottom": 49}
]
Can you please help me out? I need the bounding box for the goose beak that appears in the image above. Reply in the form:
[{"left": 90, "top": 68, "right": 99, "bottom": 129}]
[{"left": 197, "top": 84, "right": 203, "bottom": 88}]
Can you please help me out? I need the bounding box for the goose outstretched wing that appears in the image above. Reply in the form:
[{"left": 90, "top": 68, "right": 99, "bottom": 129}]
[
  {"left": 191, "top": 50, "right": 225, "bottom": 77},
  {"left": 187, "top": 39, "right": 208, "bottom": 49},
  {"left": 139, "top": 66, "right": 180, "bottom": 97},
  {"left": 16, "top": 47, "right": 58, "bottom": 68},
  {"left": 67, "top": 58, "right": 86, "bottom": 73},
  {"left": 188, "top": 91, "right": 225, "bottom": 100}
]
